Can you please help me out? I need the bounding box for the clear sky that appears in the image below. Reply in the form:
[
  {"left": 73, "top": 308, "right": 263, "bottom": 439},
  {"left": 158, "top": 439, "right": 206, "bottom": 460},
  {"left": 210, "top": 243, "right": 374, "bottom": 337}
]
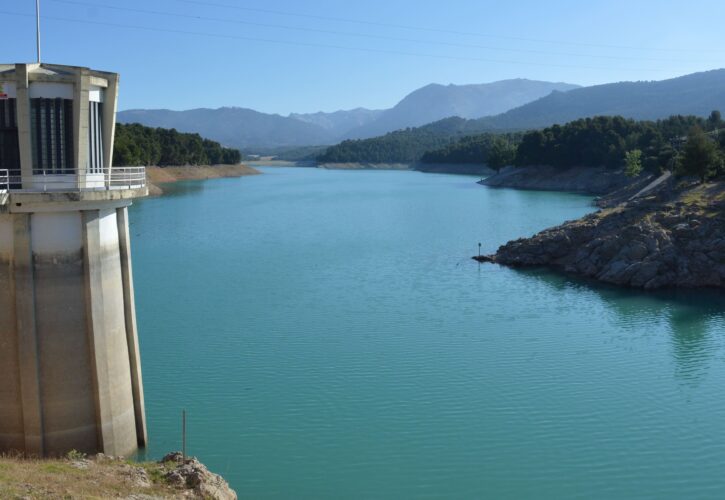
[{"left": 3, "top": 0, "right": 725, "bottom": 114}]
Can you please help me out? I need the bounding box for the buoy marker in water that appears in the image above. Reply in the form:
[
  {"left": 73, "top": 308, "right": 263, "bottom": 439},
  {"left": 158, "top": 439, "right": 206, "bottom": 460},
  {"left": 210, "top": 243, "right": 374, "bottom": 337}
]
[{"left": 473, "top": 242, "right": 493, "bottom": 263}]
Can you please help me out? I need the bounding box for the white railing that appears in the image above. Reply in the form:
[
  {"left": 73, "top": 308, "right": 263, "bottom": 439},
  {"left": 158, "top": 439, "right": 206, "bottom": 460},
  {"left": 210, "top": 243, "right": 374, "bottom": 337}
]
[
  {"left": 106, "top": 166, "right": 147, "bottom": 189},
  {"left": 1, "top": 167, "right": 146, "bottom": 193}
]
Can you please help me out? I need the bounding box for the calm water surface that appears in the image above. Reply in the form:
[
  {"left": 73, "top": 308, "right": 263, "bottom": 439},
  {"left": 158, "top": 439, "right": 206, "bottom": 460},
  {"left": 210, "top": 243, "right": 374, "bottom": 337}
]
[{"left": 131, "top": 167, "right": 725, "bottom": 499}]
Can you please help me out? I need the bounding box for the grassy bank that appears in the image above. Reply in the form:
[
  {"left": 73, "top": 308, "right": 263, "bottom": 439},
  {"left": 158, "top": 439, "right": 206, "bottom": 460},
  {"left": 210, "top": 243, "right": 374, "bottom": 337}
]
[
  {"left": 0, "top": 451, "right": 236, "bottom": 499},
  {"left": 146, "top": 164, "right": 261, "bottom": 195}
]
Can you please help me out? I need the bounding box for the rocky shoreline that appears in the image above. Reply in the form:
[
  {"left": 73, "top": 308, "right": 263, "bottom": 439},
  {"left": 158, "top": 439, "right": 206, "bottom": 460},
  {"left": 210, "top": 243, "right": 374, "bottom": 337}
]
[
  {"left": 483, "top": 178, "right": 725, "bottom": 289},
  {"left": 480, "top": 165, "right": 641, "bottom": 195}
]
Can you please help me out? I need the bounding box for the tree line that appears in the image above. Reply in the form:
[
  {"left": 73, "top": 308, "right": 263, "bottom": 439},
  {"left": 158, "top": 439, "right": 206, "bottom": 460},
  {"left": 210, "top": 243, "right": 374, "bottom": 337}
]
[
  {"left": 316, "top": 129, "right": 456, "bottom": 163},
  {"left": 420, "top": 112, "right": 725, "bottom": 180},
  {"left": 315, "top": 117, "right": 488, "bottom": 163},
  {"left": 113, "top": 123, "right": 241, "bottom": 167}
]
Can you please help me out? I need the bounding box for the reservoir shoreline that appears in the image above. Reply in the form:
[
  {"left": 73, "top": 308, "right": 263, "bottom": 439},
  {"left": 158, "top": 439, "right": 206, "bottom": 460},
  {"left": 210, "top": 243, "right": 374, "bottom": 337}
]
[
  {"left": 146, "top": 164, "right": 724, "bottom": 290},
  {"left": 146, "top": 164, "right": 261, "bottom": 196},
  {"left": 486, "top": 178, "right": 725, "bottom": 289},
  {"left": 130, "top": 166, "right": 725, "bottom": 498}
]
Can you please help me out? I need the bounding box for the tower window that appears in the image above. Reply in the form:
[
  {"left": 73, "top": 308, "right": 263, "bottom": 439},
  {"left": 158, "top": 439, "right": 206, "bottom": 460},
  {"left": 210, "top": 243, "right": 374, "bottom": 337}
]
[
  {"left": 0, "top": 98, "right": 21, "bottom": 186},
  {"left": 30, "top": 98, "right": 74, "bottom": 174},
  {"left": 88, "top": 101, "right": 104, "bottom": 173}
]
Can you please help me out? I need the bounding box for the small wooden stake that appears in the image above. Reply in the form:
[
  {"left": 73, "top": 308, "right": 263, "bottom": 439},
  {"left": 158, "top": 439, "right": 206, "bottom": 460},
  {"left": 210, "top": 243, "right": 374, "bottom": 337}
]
[{"left": 182, "top": 410, "right": 186, "bottom": 462}]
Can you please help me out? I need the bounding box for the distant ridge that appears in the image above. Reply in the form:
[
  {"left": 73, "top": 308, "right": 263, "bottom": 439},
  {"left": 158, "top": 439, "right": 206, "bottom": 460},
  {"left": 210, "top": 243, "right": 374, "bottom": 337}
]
[
  {"left": 117, "top": 107, "right": 332, "bottom": 149},
  {"left": 476, "top": 69, "right": 725, "bottom": 131},
  {"left": 290, "top": 108, "right": 384, "bottom": 135},
  {"left": 117, "top": 78, "right": 579, "bottom": 150},
  {"left": 317, "top": 69, "right": 725, "bottom": 164},
  {"left": 342, "top": 79, "right": 579, "bottom": 139}
]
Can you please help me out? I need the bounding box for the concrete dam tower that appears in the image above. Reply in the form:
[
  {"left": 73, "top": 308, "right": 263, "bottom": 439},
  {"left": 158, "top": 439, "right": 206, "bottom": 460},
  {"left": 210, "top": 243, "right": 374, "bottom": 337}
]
[{"left": 0, "top": 63, "right": 148, "bottom": 457}]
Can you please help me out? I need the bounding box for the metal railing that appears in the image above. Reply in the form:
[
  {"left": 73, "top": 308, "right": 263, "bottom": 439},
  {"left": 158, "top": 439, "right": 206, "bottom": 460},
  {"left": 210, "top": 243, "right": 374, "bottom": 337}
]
[{"left": 0, "top": 166, "right": 146, "bottom": 193}]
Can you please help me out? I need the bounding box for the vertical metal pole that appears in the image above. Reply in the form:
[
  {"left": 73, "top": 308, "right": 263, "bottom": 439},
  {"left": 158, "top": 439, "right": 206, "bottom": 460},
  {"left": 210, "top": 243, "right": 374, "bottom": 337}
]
[
  {"left": 478, "top": 242, "right": 481, "bottom": 258},
  {"left": 182, "top": 409, "right": 186, "bottom": 462},
  {"left": 36, "top": 0, "right": 41, "bottom": 63}
]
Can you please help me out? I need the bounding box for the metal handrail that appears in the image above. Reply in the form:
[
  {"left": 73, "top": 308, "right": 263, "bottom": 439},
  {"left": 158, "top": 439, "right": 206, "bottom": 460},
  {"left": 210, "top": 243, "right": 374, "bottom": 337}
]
[{"left": 2, "top": 166, "right": 146, "bottom": 193}]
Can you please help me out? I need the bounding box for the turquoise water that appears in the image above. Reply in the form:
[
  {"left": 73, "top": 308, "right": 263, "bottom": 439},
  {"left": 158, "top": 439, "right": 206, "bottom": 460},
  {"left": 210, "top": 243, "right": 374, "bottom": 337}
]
[{"left": 131, "top": 167, "right": 725, "bottom": 499}]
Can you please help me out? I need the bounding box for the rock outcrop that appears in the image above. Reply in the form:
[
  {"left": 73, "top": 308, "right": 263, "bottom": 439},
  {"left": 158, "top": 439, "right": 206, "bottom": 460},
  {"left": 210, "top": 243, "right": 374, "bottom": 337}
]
[
  {"left": 488, "top": 181, "right": 725, "bottom": 289},
  {"left": 161, "top": 452, "right": 237, "bottom": 500}
]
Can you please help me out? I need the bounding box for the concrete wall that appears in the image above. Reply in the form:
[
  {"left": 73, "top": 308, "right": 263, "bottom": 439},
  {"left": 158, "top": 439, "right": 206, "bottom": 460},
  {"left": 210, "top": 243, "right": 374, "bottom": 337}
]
[
  {"left": 0, "top": 205, "right": 146, "bottom": 457},
  {"left": 0, "top": 214, "right": 24, "bottom": 451},
  {"left": 83, "top": 208, "right": 138, "bottom": 456},
  {"left": 32, "top": 212, "right": 98, "bottom": 455}
]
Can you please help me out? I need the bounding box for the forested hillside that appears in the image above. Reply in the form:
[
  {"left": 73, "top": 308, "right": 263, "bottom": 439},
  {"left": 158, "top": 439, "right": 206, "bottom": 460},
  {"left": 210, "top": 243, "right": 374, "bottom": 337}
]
[
  {"left": 113, "top": 123, "right": 241, "bottom": 167},
  {"left": 420, "top": 133, "right": 521, "bottom": 165},
  {"left": 421, "top": 113, "right": 725, "bottom": 179},
  {"left": 316, "top": 117, "right": 487, "bottom": 163},
  {"left": 317, "top": 70, "right": 725, "bottom": 164}
]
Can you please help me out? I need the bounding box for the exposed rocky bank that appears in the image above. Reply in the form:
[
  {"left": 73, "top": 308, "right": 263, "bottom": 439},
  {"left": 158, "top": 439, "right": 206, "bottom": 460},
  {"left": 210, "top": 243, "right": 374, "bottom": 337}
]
[
  {"left": 480, "top": 165, "right": 640, "bottom": 194},
  {"left": 486, "top": 180, "right": 725, "bottom": 289},
  {"left": 315, "top": 162, "right": 494, "bottom": 176}
]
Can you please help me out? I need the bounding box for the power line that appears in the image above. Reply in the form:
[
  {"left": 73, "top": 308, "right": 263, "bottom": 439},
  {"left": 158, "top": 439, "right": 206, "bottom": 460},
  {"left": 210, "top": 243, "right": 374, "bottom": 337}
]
[
  {"left": 0, "top": 9, "right": 705, "bottom": 74},
  {"left": 47, "top": 0, "right": 721, "bottom": 65},
  {"left": 170, "top": 0, "right": 725, "bottom": 55}
]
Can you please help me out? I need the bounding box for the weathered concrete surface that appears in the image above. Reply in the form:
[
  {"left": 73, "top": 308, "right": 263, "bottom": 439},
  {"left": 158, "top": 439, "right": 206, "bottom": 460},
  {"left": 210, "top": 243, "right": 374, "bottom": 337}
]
[
  {"left": 117, "top": 206, "right": 148, "bottom": 447},
  {"left": 0, "top": 215, "right": 24, "bottom": 452},
  {"left": 32, "top": 212, "right": 98, "bottom": 455},
  {"left": 0, "top": 207, "right": 146, "bottom": 457},
  {"left": 83, "top": 209, "right": 138, "bottom": 457},
  {"left": 13, "top": 214, "right": 45, "bottom": 456},
  {"left": 3, "top": 188, "right": 147, "bottom": 214}
]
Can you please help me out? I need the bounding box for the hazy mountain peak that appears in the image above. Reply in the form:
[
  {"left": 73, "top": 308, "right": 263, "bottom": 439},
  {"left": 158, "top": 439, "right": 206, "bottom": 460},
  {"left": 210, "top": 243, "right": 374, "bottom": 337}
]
[
  {"left": 117, "top": 79, "right": 580, "bottom": 149},
  {"left": 342, "top": 79, "right": 580, "bottom": 139},
  {"left": 289, "top": 108, "right": 384, "bottom": 135}
]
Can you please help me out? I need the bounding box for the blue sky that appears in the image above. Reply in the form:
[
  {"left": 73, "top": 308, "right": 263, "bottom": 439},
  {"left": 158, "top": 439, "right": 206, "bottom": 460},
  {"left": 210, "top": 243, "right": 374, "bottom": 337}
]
[{"left": 3, "top": 0, "right": 725, "bottom": 114}]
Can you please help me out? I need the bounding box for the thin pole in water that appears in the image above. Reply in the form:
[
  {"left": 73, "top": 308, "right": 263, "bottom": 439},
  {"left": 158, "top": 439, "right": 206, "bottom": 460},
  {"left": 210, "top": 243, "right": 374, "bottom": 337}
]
[
  {"left": 35, "top": 0, "right": 41, "bottom": 63},
  {"left": 182, "top": 409, "right": 186, "bottom": 462},
  {"left": 478, "top": 242, "right": 482, "bottom": 258}
]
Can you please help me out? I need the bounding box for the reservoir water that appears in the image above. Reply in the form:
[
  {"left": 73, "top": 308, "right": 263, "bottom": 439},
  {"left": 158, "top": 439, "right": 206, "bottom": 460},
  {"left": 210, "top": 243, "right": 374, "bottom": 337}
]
[{"left": 131, "top": 167, "right": 725, "bottom": 499}]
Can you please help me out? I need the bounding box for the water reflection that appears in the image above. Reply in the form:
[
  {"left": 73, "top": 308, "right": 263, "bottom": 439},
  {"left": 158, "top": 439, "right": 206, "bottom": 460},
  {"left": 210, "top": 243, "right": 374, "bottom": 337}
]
[
  {"left": 508, "top": 266, "right": 725, "bottom": 383},
  {"left": 156, "top": 180, "right": 207, "bottom": 198}
]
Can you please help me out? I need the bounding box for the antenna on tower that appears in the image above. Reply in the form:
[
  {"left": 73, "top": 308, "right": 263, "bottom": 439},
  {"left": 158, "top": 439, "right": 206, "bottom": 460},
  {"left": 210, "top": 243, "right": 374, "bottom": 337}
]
[{"left": 36, "top": 0, "right": 41, "bottom": 63}]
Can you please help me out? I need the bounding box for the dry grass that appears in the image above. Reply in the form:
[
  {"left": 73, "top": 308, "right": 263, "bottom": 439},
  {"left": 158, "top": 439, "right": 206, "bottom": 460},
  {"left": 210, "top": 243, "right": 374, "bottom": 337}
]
[
  {"left": 679, "top": 182, "right": 725, "bottom": 205},
  {"left": 0, "top": 453, "right": 184, "bottom": 499}
]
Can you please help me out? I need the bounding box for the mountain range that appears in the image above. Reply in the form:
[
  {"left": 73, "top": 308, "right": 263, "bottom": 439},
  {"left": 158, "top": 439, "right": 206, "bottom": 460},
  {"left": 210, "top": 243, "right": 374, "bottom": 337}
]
[
  {"left": 117, "top": 79, "right": 578, "bottom": 149},
  {"left": 475, "top": 69, "right": 725, "bottom": 131},
  {"left": 318, "top": 69, "right": 725, "bottom": 164},
  {"left": 118, "top": 69, "right": 725, "bottom": 154},
  {"left": 340, "top": 80, "right": 579, "bottom": 139}
]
